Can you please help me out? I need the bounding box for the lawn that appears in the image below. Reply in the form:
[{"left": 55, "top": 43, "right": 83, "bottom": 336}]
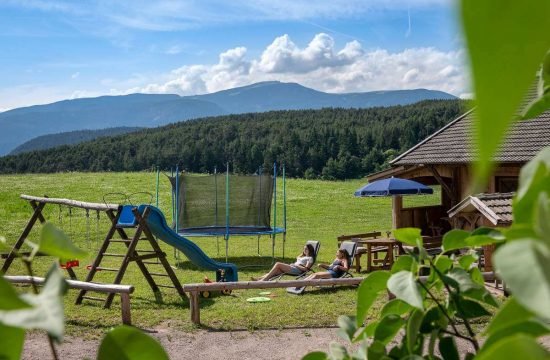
[{"left": 0, "top": 172, "right": 440, "bottom": 335}]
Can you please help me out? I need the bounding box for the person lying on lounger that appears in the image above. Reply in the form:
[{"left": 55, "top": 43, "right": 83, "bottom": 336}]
[
  {"left": 253, "top": 244, "right": 315, "bottom": 281},
  {"left": 305, "top": 249, "right": 349, "bottom": 280}
]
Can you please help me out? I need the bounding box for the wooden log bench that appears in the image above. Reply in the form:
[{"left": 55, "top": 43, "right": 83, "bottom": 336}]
[
  {"left": 182, "top": 278, "right": 364, "bottom": 325},
  {"left": 4, "top": 276, "right": 135, "bottom": 325}
]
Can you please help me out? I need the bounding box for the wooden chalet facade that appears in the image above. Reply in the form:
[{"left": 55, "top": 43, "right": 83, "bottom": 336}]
[{"left": 367, "top": 106, "right": 550, "bottom": 235}]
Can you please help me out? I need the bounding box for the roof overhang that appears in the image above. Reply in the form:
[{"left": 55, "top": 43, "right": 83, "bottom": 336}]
[{"left": 447, "top": 195, "right": 508, "bottom": 226}]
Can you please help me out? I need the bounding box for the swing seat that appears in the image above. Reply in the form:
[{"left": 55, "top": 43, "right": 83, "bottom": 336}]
[{"left": 117, "top": 205, "right": 147, "bottom": 228}]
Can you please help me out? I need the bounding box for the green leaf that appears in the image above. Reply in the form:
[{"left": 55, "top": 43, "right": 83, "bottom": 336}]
[
  {"left": 441, "top": 230, "right": 469, "bottom": 252},
  {"left": 476, "top": 334, "right": 550, "bottom": 360},
  {"left": 486, "top": 298, "right": 533, "bottom": 335},
  {"left": 97, "top": 325, "right": 169, "bottom": 360},
  {"left": 483, "top": 320, "right": 550, "bottom": 352},
  {"left": 515, "top": 150, "right": 550, "bottom": 224},
  {"left": 446, "top": 268, "right": 480, "bottom": 293},
  {"left": 534, "top": 193, "right": 550, "bottom": 246},
  {"left": 406, "top": 309, "right": 424, "bottom": 354},
  {"left": 458, "top": 254, "right": 478, "bottom": 270},
  {"left": 381, "top": 299, "right": 412, "bottom": 318},
  {"left": 439, "top": 336, "right": 459, "bottom": 360},
  {"left": 494, "top": 239, "right": 550, "bottom": 319},
  {"left": 0, "top": 323, "right": 25, "bottom": 360},
  {"left": 374, "top": 315, "right": 405, "bottom": 345},
  {"left": 39, "top": 222, "right": 87, "bottom": 261},
  {"left": 387, "top": 271, "right": 423, "bottom": 310},
  {"left": 455, "top": 297, "right": 490, "bottom": 319},
  {"left": 522, "top": 51, "right": 550, "bottom": 119},
  {"left": 0, "top": 276, "right": 31, "bottom": 310},
  {"left": 328, "top": 342, "right": 349, "bottom": 360},
  {"left": 356, "top": 271, "right": 390, "bottom": 327},
  {"left": 469, "top": 267, "right": 484, "bottom": 286},
  {"left": 302, "top": 352, "right": 328, "bottom": 360},
  {"left": 419, "top": 307, "right": 448, "bottom": 334},
  {"left": 461, "top": 0, "right": 550, "bottom": 187},
  {"left": 367, "top": 340, "right": 387, "bottom": 360},
  {"left": 391, "top": 255, "right": 416, "bottom": 274},
  {"left": 393, "top": 228, "right": 423, "bottom": 247},
  {"left": 336, "top": 315, "right": 357, "bottom": 342},
  {"left": 0, "top": 264, "right": 67, "bottom": 341},
  {"left": 464, "top": 235, "right": 498, "bottom": 247},
  {"left": 463, "top": 287, "right": 498, "bottom": 308}
]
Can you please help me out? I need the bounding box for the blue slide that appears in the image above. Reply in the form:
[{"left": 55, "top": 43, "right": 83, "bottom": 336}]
[{"left": 143, "top": 206, "right": 238, "bottom": 282}]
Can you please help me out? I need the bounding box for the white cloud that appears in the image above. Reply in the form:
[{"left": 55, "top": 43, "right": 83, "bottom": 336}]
[
  {"left": 71, "top": 71, "right": 80, "bottom": 79},
  {"left": 134, "top": 33, "right": 467, "bottom": 96}
]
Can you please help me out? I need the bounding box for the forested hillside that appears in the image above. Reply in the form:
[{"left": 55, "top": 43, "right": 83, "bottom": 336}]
[
  {"left": 0, "top": 100, "right": 464, "bottom": 179},
  {"left": 9, "top": 127, "right": 143, "bottom": 155}
]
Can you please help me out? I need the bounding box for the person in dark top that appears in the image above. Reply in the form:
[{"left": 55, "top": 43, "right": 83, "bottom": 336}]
[{"left": 305, "top": 249, "right": 349, "bottom": 280}]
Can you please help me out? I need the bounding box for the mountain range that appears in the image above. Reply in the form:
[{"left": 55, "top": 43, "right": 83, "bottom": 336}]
[{"left": 0, "top": 81, "right": 456, "bottom": 155}]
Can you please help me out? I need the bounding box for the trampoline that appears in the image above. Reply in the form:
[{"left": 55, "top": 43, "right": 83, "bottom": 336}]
[{"left": 165, "top": 164, "right": 287, "bottom": 262}]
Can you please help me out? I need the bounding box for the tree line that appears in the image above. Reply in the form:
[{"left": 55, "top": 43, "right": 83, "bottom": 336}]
[{"left": 0, "top": 100, "right": 464, "bottom": 179}]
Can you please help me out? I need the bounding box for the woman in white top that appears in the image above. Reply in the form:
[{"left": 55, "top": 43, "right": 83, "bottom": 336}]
[{"left": 254, "top": 244, "right": 315, "bottom": 281}]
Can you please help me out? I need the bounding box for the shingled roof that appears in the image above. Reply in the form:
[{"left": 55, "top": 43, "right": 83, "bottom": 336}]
[
  {"left": 391, "top": 105, "right": 550, "bottom": 166},
  {"left": 447, "top": 192, "right": 514, "bottom": 225}
]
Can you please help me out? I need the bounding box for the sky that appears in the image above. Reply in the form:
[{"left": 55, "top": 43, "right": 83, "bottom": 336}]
[{"left": 0, "top": 0, "right": 469, "bottom": 111}]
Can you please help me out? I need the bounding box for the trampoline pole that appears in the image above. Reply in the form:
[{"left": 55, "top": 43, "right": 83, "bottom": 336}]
[
  {"left": 257, "top": 165, "right": 261, "bottom": 256},
  {"left": 283, "top": 164, "right": 286, "bottom": 260},
  {"left": 215, "top": 167, "right": 220, "bottom": 256},
  {"left": 175, "top": 166, "right": 179, "bottom": 260},
  {"left": 225, "top": 163, "right": 230, "bottom": 263},
  {"left": 155, "top": 166, "right": 160, "bottom": 208},
  {"left": 272, "top": 162, "right": 277, "bottom": 262}
]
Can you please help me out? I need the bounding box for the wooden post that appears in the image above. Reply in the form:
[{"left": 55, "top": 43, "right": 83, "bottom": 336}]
[
  {"left": 2, "top": 201, "right": 46, "bottom": 273},
  {"left": 120, "top": 293, "right": 132, "bottom": 325},
  {"left": 190, "top": 291, "right": 200, "bottom": 325},
  {"left": 392, "top": 196, "right": 403, "bottom": 230}
]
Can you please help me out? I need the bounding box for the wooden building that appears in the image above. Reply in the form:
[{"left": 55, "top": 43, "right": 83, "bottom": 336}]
[{"left": 367, "top": 106, "right": 550, "bottom": 235}]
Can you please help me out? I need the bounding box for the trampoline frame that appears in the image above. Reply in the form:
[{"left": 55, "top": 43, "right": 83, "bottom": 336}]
[{"left": 159, "top": 163, "right": 287, "bottom": 264}]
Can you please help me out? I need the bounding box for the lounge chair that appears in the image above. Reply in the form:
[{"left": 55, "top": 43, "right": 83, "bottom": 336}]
[
  {"left": 270, "top": 240, "right": 320, "bottom": 281},
  {"left": 338, "top": 241, "right": 358, "bottom": 278},
  {"left": 286, "top": 241, "right": 357, "bottom": 294}
]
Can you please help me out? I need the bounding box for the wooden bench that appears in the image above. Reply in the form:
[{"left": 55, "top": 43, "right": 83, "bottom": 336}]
[
  {"left": 337, "top": 232, "right": 384, "bottom": 272},
  {"left": 4, "top": 276, "right": 135, "bottom": 325},
  {"left": 182, "top": 278, "right": 364, "bottom": 325},
  {"left": 398, "top": 236, "right": 443, "bottom": 256}
]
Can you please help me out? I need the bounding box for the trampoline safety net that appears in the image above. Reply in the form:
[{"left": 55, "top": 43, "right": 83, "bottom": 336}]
[{"left": 169, "top": 173, "right": 274, "bottom": 234}]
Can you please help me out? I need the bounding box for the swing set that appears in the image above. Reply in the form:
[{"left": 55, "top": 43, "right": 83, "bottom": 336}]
[{"left": 1, "top": 194, "right": 185, "bottom": 309}]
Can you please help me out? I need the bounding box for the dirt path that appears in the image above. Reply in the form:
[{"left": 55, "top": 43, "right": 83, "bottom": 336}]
[
  {"left": 23, "top": 327, "right": 348, "bottom": 360},
  {"left": 23, "top": 327, "right": 550, "bottom": 360}
]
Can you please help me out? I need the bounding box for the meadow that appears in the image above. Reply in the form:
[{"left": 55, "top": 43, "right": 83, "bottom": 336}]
[{"left": 0, "top": 172, "right": 440, "bottom": 336}]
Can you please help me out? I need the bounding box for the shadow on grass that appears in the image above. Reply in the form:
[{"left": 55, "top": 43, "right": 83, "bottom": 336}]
[{"left": 173, "top": 255, "right": 286, "bottom": 270}]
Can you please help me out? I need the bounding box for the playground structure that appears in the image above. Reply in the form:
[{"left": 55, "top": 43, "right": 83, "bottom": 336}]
[
  {"left": 166, "top": 164, "right": 287, "bottom": 262},
  {"left": 1, "top": 194, "right": 240, "bottom": 310}
]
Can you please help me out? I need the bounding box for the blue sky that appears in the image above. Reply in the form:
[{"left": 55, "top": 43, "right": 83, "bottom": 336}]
[{"left": 0, "top": 0, "right": 468, "bottom": 111}]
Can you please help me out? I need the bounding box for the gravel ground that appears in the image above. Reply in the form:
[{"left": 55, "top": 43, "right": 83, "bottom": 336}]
[
  {"left": 22, "top": 327, "right": 550, "bottom": 360},
  {"left": 23, "top": 327, "right": 348, "bottom": 360}
]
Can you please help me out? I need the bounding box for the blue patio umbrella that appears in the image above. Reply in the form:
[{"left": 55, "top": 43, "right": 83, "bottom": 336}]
[{"left": 354, "top": 177, "right": 433, "bottom": 197}]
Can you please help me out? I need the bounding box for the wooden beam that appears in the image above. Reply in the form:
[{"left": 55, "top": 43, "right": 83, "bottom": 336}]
[
  {"left": 20, "top": 194, "right": 118, "bottom": 211},
  {"left": 183, "top": 277, "right": 364, "bottom": 292},
  {"left": 4, "top": 276, "right": 134, "bottom": 293},
  {"left": 427, "top": 166, "right": 457, "bottom": 204}
]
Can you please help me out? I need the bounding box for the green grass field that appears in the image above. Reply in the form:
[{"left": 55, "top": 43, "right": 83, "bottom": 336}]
[{"left": 0, "top": 172, "right": 440, "bottom": 335}]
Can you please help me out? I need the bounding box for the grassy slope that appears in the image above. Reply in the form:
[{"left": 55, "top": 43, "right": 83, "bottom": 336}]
[{"left": 0, "top": 173, "right": 440, "bottom": 335}]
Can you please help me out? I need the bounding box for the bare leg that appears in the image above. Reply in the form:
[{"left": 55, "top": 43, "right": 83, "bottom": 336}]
[{"left": 259, "top": 262, "right": 296, "bottom": 281}]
